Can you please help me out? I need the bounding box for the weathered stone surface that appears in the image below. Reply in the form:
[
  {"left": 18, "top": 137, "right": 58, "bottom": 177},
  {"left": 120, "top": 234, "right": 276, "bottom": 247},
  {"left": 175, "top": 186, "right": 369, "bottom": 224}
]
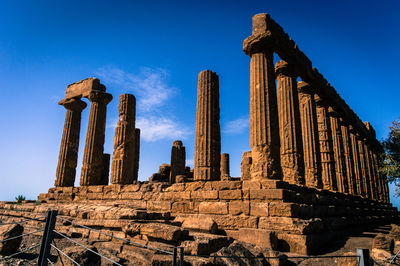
[
  {"left": 169, "top": 140, "right": 186, "bottom": 184},
  {"left": 55, "top": 98, "right": 87, "bottom": 187},
  {"left": 140, "top": 223, "right": 188, "bottom": 242},
  {"left": 80, "top": 90, "right": 113, "bottom": 186},
  {"left": 241, "top": 151, "right": 252, "bottom": 180},
  {"left": 237, "top": 228, "right": 278, "bottom": 250},
  {"left": 220, "top": 153, "right": 230, "bottom": 179},
  {"left": 390, "top": 224, "right": 400, "bottom": 241},
  {"left": 55, "top": 245, "right": 101, "bottom": 266},
  {"left": 198, "top": 202, "right": 228, "bottom": 215},
  {"left": 229, "top": 201, "right": 250, "bottom": 215},
  {"left": 133, "top": 128, "right": 140, "bottom": 182},
  {"left": 340, "top": 122, "right": 356, "bottom": 195},
  {"left": 110, "top": 94, "right": 137, "bottom": 184},
  {"left": 372, "top": 233, "right": 394, "bottom": 252},
  {"left": 0, "top": 224, "right": 24, "bottom": 255},
  {"left": 194, "top": 70, "right": 221, "bottom": 181},
  {"left": 275, "top": 60, "right": 304, "bottom": 185},
  {"left": 181, "top": 215, "right": 218, "bottom": 233}
]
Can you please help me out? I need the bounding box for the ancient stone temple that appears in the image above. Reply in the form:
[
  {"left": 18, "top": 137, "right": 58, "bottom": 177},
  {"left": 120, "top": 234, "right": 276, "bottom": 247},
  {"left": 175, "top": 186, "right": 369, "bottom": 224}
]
[
  {"left": 194, "top": 70, "right": 221, "bottom": 181},
  {"left": 38, "top": 13, "right": 397, "bottom": 257}
]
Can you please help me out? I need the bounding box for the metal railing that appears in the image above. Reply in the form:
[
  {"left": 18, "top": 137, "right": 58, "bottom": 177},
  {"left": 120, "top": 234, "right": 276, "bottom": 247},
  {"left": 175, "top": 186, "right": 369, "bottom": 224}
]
[{"left": 0, "top": 209, "right": 380, "bottom": 266}]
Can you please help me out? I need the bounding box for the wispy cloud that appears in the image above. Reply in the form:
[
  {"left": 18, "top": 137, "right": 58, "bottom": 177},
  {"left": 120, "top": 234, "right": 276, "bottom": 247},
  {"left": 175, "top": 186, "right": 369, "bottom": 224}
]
[
  {"left": 136, "top": 115, "right": 189, "bottom": 142},
  {"left": 186, "top": 159, "right": 194, "bottom": 167},
  {"left": 223, "top": 116, "right": 249, "bottom": 134},
  {"left": 95, "top": 66, "right": 176, "bottom": 112},
  {"left": 96, "top": 66, "right": 191, "bottom": 142}
]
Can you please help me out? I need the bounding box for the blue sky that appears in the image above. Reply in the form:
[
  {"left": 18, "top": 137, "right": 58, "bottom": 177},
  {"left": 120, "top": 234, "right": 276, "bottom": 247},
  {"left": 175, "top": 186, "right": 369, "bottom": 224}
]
[{"left": 0, "top": 1, "right": 399, "bottom": 207}]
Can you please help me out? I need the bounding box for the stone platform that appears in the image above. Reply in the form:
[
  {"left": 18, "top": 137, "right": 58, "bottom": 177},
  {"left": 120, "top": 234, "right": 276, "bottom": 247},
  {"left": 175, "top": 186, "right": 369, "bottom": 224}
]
[{"left": 37, "top": 180, "right": 399, "bottom": 255}]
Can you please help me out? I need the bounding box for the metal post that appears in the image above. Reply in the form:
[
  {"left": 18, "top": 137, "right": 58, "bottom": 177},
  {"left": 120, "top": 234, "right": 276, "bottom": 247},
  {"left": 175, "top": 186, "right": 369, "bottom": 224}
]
[
  {"left": 179, "top": 247, "right": 184, "bottom": 266},
  {"left": 38, "top": 210, "right": 58, "bottom": 266},
  {"left": 357, "top": 248, "right": 371, "bottom": 266},
  {"left": 172, "top": 247, "right": 177, "bottom": 266}
]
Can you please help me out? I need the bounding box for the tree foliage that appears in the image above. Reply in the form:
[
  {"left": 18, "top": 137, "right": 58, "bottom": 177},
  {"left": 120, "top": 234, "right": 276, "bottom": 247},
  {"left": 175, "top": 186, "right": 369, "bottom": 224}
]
[{"left": 381, "top": 118, "right": 400, "bottom": 185}]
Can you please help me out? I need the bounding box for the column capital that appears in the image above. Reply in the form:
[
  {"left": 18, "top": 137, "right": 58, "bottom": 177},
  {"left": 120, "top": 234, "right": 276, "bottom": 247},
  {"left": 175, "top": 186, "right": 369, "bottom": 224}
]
[
  {"left": 297, "top": 81, "right": 315, "bottom": 94},
  {"left": 88, "top": 91, "right": 113, "bottom": 104},
  {"left": 59, "top": 97, "right": 87, "bottom": 112},
  {"left": 275, "top": 60, "right": 297, "bottom": 78},
  {"left": 328, "top": 106, "right": 340, "bottom": 117},
  {"left": 243, "top": 32, "right": 274, "bottom": 55}
]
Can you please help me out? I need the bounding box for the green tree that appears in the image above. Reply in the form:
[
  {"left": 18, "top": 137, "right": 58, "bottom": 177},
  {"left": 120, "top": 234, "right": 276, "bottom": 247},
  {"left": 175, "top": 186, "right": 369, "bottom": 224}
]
[{"left": 381, "top": 118, "right": 400, "bottom": 194}]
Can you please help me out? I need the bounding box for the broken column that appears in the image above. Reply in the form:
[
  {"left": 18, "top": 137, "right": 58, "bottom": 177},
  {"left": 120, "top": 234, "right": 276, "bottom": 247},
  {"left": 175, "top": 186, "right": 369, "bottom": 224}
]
[
  {"left": 275, "top": 61, "right": 304, "bottom": 185},
  {"left": 80, "top": 90, "right": 113, "bottom": 186},
  {"left": 193, "top": 70, "right": 221, "bottom": 180},
  {"left": 340, "top": 120, "right": 356, "bottom": 195},
  {"left": 169, "top": 140, "right": 186, "bottom": 184},
  {"left": 241, "top": 151, "right": 252, "bottom": 180},
  {"left": 133, "top": 128, "right": 140, "bottom": 181},
  {"left": 220, "top": 153, "right": 230, "bottom": 180},
  {"left": 314, "top": 95, "right": 336, "bottom": 191},
  {"left": 328, "top": 107, "right": 348, "bottom": 193},
  {"left": 110, "top": 94, "right": 136, "bottom": 184},
  {"left": 297, "top": 81, "right": 322, "bottom": 188},
  {"left": 55, "top": 98, "right": 87, "bottom": 187},
  {"left": 243, "top": 13, "right": 282, "bottom": 180}
]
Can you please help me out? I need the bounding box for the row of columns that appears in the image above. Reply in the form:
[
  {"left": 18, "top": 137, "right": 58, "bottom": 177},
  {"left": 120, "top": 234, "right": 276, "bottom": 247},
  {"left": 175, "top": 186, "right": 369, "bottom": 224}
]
[
  {"left": 243, "top": 13, "right": 389, "bottom": 202},
  {"left": 55, "top": 88, "right": 142, "bottom": 187}
]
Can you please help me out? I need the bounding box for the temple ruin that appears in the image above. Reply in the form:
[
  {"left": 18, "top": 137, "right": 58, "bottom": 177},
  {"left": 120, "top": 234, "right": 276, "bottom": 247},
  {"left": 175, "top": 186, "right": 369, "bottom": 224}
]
[{"left": 35, "top": 13, "right": 397, "bottom": 255}]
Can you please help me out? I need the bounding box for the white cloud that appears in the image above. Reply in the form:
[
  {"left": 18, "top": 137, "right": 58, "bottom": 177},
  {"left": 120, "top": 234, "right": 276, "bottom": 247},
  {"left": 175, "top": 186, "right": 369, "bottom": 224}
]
[
  {"left": 186, "top": 159, "right": 194, "bottom": 167},
  {"left": 223, "top": 116, "right": 249, "bottom": 134},
  {"left": 95, "top": 66, "right": 176, "bottom": 112},
  {"left": 136, "top": 115, "right": 189, "bottom": 142}
]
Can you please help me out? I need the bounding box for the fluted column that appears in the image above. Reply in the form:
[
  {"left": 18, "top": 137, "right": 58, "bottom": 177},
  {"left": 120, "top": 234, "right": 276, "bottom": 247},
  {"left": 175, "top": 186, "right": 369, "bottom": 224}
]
[
  {"left": 372, "top": 151, "right": 383, "bottom": 201},
  {"left": 314, "top": 95, "right": 336, "bottom": 191},
  {"left": 243, "top": 14, "right": 282, "bottom": 180},
  {"left": 133, "top": 128, "right": 140, "bottom": 181},
  {"left": 329, "top": 107, "right": 348, "bottom": 193},
  {"left": 220, "top": 153, "right": 230, "bottom": 179},
  {"left": 363, "top": 140, "right": 375, "bottom": 199},
  {"left": 55, "top": 98, "right": 87, "bottom": 187},
  {"left": 340, "top": 120, "right": 356, "bottom": 194},
  {"left": 194, "top": 70, "right": 221, "bottom": 180},
  {"left": 297, "top": 81, "right": 322, "bottom": 188},
  {"left": 349, "top": 126, "right": 363, "bottom": 196},
  {"left": 275, "top": 61, "right": 304, "bottom": 185},
  {"left": 80, "top": 91, "right": 113, "bottom": 186},
  {"left": 110, "top": 94, "right": 136, "bottom": 184},
  {"left": 170, "top": 140, "right": 186, "bottom": 184},
  {"left": 357, "top": 137, "right": 370, "bottom": 198}
]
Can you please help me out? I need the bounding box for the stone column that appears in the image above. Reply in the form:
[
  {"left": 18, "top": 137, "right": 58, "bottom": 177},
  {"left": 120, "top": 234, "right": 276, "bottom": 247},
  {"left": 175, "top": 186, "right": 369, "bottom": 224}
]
[
  {"left": 170, "top": 140, "right": 186, "bottom": 184},
  {"left": 220, "top": 153, "right": 230, "bottom": 180},
  {"left": 55, "top": 98, "right": 87, "bottom": 187},
  {"left": 297, "top": 81, "right": 322, "bottom": 188},
  {"left": 340, "top": 120, "right": 356, "bottom": 195},
  {"left": 275, "top": 61, "right": 305, "bottom": 185},
  {"left": 358, "top": 138, "right": 371, "bottom": 198},
  {"left": 243, "top": 14, "right": 282, "bottom": 180},
  {"left": 328, "top": 107, "right": 348, "bottom": 193},
  {"left": 110, "top": 94, "right": 136, "bottom": 184},
  {"left": 372, "top": 151, "right": 383, "bottom": 201},
  {"left": 314, "top": 95, "right": 336, "bottom": 191},
  {"left": 194, "top": 70, "right": 221, "bottom": 180},
  {"left": 363, "top": 141, "right": 375, "bottom": 199},
  {"left": 349, "top": 126, "right": 363, "bottom": 196},
  {"left": 80, "top": 91, "right": 113, "bottom": 186},
  {"left": 132, "top": 128, "right": 140, "bottom": 181}
]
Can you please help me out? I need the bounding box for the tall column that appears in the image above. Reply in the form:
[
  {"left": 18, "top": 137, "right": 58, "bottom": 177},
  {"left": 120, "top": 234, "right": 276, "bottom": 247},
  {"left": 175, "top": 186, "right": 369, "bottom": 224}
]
[
  {"left": 363, "top": 140, "right": 375, "bottom": 199},
  {"left": 110, "top": 94, "right": 136, "bottom": 184},
  {"left": 193, "top": 70, "right": 221, "bottom": 180},
  {"left": 328, "top": 107, "right": 348, "bottom": 193},
  {"left": 349, "top": 126, "right": 363, "bottom": 196},
  {"left": 314, "top": 95, "right": 336, "bottom": 191},
  {"left": 55, "top": 98, "right": 87, "bottom": 187},
  {"left": 220, "top": 153, "right": 230, "bottom": 180},
  {"left": 340, "top": 120, "right": 356, "bottom": 194},
  {"left": 372, "top": 151, "right": 383, "bottom": 201},
  {"left": 297, "top": 81, "right": 322, "bottom": 188},
  {"left": 80, "top": 91, "right": 113, "bottom": 186},
  {"left": 243, "top": 14, "right": 282, "bottom": 180},
  {"left": 133, "top": 128, "right": 140, "bottom": 181},
  {"left": 170, "top": 140, "right": 186, "bottom": 184},
  {"left": 358, "top": 138, "right": 371, "bottom": 198},
  {"left": 275, "top": 61, "right": 305, "bottom": 185}
]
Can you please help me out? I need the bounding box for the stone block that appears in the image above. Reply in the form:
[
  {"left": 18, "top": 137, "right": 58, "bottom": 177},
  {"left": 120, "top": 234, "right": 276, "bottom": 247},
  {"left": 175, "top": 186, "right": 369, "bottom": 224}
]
[
  {"left": 65, "top": 77, "right": 104, "bottom": 99},
  {"left": 211, "top": 181, "right": 242, "bottom": 190},
  {"left": 242, "top": 180, "right": 261, "bottom": 190},
  {"left": 87, "top": 185, "right": 104, "bottom": 193},
  {"left": 268, "top": 202, "right": 301, "bottom": 217},
  {"left": 140, "top": 223, "right": 188, "bottom": 242},
  {"left": 0, "top": 224, "right": 24, "bottom": 255},
  {"left": 219, "top": 190, "right": 242, "bottom": 200},
  {"left": 249, "top": 189, "right": 290, "bottom": 201},
  {"left": 181, "top": 215, "right": 218, "bottom": 233},
  {"left": 237, "top": 228, "right": 278, "bottom": 250},
  {"left": 147, "top": 201, "right": 171, "bottom": 211},
  {"left": 185, "top": 181, "right": 207, "bottom": 191},
  {"left": 198, "top": 202, "right": 228, "bottom": 215},
  {"left": 118, "top": 192, "right": 143, "bottom": 200},
  {"left": 229, "top": 201, "right": 250, "bottom": 215},
  {"left": 165, "top": 183, "right": 186, "bottom": 192},
  {"left": 120, "top": 184, "right": 141, "bottom": 192},
  {"left": 259, "top": 217, "right": 324, "bottom": 234},
  {"left": 171, "top": 202, "right": 196, "bottom": 213},
  {"left": 209, "top": 215, "right": 258, "bottom": 230},
  {"left": 191, "top": 190, "right": 218, "bottom": 200},
  {"left": 250, "top": 202, "right": 269, "bottom": 217}
]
